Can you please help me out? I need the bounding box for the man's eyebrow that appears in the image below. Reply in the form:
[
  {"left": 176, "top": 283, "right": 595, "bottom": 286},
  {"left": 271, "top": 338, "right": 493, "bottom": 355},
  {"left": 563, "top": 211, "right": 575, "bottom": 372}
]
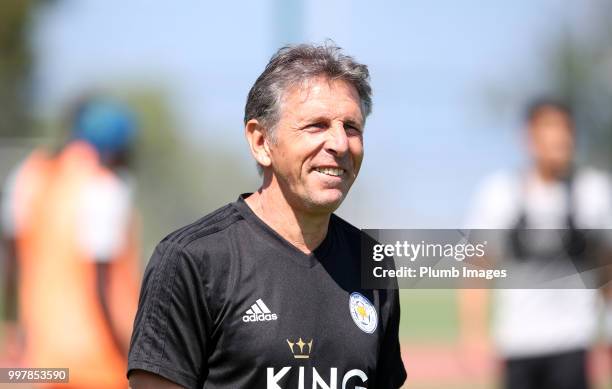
[
  {"left": 344, "top": 118, "right": 363, "bottom": 128},
  {"left": 297, "top": 115, "right": 330, "bottom": 125},
  {"left": 297, "top": 115, "right": 364, "bottom": 127}
]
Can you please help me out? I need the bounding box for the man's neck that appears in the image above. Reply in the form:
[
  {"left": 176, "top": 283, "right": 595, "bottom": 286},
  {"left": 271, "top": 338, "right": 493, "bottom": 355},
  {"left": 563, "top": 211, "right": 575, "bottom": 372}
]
[
  {"left": 244, "top": 188, "right": 330, "bottom": 255},
  {"left": 534, "top": 164, "right": 570, "bottom": 184}
]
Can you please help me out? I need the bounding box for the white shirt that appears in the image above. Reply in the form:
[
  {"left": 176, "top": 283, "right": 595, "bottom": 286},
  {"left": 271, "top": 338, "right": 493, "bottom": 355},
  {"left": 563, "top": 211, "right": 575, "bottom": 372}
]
[{"left": 466, "top": 168, "right": 612, "bottom": 357}]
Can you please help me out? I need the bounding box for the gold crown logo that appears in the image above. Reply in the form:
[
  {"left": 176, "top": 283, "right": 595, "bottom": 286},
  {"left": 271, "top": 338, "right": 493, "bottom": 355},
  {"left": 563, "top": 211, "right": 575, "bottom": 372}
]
[{"left": 286, "top": 338, "right": 313, "bottom": 359}]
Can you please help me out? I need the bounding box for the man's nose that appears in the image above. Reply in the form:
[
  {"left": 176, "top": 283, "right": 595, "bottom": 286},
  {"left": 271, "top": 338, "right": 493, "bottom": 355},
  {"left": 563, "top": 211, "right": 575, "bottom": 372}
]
[{"left": 325, "top": 122, "right": 349, "bottom": 156}]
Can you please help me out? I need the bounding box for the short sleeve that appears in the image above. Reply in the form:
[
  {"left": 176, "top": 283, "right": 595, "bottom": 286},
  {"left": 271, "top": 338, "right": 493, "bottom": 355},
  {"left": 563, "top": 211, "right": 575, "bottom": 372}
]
[
  {"left": 576, "top": 169, "right": 612, "bottom": 229},
  {"left": 464, "top": 172, "right": 519, "bottom": 229},
  {"left": 127, "top": 240, "right": 212, "bottom": 389},
  {"left": 374, "top": 288, "right": 407, "bottom": 388},
  {"left": 77, "top": 175, "right": 132, "bottom": 261}
]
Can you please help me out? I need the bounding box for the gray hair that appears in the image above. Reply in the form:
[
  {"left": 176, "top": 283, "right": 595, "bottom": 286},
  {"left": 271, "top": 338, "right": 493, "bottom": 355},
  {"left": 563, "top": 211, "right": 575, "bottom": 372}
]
[{"left": 244, "top": 42, "right": 372, "bottom": 136}]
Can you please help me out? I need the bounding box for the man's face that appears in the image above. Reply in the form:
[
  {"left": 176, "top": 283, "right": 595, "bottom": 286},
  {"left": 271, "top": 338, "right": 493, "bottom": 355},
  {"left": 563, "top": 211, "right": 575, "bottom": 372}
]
[
  {"left": 266, "top": 77, "right": 364, "bottom": 214},
  {"left": 528, "top": 107, "right": 575, "bottom": 178}
]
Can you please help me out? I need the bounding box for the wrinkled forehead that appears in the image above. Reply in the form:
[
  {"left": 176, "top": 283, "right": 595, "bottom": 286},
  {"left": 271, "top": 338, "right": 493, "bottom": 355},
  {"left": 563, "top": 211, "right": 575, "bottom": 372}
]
[{"left": 278, "top": 77, "right": 364, "bottom": 122}]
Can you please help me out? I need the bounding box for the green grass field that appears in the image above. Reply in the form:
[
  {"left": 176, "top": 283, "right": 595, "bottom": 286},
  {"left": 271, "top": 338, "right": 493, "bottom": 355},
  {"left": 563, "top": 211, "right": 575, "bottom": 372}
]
[{"left": 399, "top": 289, "right": 458, "bottom": 343}]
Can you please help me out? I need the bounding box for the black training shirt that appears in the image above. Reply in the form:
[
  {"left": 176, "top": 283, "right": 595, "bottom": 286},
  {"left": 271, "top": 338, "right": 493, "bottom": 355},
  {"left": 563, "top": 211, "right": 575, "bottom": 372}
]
[{"left": 127, "top": 194, "right": 406, "bottom": 388}]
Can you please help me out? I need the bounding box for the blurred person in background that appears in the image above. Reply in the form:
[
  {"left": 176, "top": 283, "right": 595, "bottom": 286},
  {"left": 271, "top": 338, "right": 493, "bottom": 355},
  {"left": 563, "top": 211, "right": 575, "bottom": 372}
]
[
  {"left": 1, "top": 96, "right": 141, "bottom": 389},
  {"left": 460, "top": 98, "right": 612, "bottom": 389}
]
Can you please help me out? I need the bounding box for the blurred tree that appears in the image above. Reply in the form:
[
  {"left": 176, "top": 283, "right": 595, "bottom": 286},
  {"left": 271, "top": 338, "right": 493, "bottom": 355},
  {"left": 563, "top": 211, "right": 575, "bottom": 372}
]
[
  {"left": 120, "top": 88, "right": 258, "bottom": 257},
  {"left": 545, "top": 0, "right": 612, "bottom": 168},
  {"left": 0, "top": 0, "right": 49, "bottom": 137}
]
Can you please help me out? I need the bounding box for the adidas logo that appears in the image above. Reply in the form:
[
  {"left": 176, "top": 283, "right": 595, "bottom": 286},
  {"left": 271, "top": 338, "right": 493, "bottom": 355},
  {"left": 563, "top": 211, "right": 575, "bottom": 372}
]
[{"left": 242, "top": 299, "right": 278, "bottom": 322}]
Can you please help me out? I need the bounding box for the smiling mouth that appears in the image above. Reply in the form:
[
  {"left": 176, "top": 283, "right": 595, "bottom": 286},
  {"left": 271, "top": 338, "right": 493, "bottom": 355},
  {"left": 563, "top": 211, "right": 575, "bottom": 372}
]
[{"left": 314, "top": 167, "right": 345, "bottom": 177}]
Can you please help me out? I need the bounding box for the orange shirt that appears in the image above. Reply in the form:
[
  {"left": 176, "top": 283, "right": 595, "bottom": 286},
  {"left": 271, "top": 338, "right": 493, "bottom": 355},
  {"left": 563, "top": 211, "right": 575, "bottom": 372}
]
[{"left": 11, "top": 141, "right": 139, "bottom": 389}]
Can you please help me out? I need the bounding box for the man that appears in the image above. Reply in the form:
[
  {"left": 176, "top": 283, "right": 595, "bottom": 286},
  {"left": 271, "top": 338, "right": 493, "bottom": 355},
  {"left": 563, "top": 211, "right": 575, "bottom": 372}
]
[
  {"left": 1, "top": 97, "right": 141, "bottom": 389},
  {"left": 461, "top": 98, "right": 612, "bottom": 389},
  {"left": 127, "top": 43, "right": 407, "bottom": 389}
]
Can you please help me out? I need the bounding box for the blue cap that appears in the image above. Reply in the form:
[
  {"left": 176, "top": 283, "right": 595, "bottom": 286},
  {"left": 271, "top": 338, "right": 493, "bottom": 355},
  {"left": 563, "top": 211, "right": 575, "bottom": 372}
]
[{"left": 72, "top": 99, "right": 137, "bottom": 160}]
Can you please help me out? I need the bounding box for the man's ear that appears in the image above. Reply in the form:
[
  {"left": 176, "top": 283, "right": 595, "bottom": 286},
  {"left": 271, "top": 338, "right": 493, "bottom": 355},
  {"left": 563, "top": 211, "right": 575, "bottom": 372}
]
[{"left": 245, "top": 119, "right": 272, "bottom": 168}]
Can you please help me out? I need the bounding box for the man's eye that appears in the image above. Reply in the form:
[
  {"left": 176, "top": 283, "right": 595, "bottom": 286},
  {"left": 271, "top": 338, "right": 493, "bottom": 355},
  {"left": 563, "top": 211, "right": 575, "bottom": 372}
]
[
  {"left": 345, "top": 124, "right": 363, "bottom": 134},
  {"left": 306, "top": 122, "right": 327, "bottom": 130}
]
